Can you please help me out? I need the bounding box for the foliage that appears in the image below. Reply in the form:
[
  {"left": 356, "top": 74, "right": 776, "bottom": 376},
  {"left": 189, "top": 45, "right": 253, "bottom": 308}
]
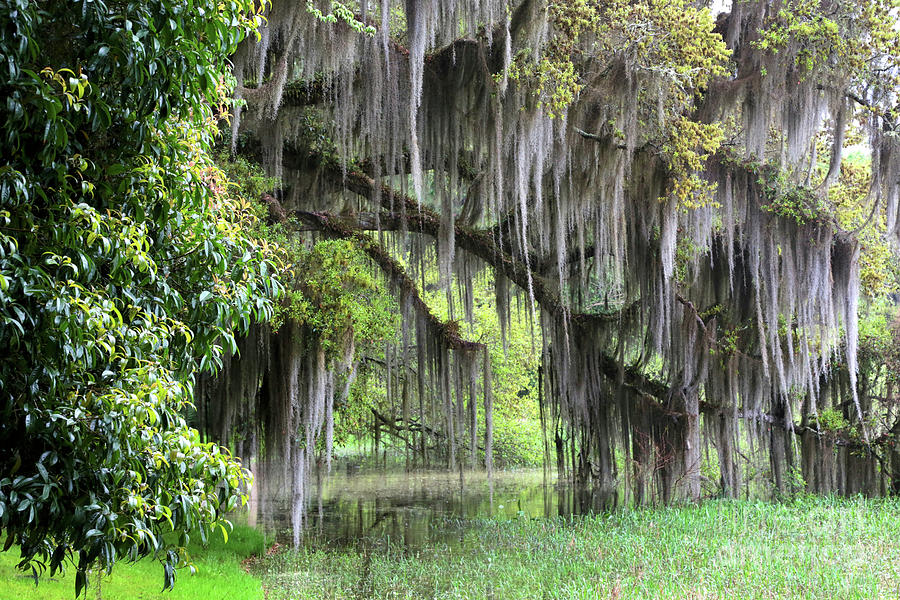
[
  {"left": 490, "top": 410, "right": 544, "bottom": 468},
  {"left": 753, "top": 0, "right": 900, "bottom": 89},
  {"left": 722, "top": 142, "right": 898, "bottom": 301},
  {"left": 217, "top": 141, "right": 401, "bottom": 452},
  {"left": 273, "top": 238, "right": 398, "bottom": 359},
  {"left": 719, "top": 151, "right": 834, "bottom": 226},
  {"left": 673, "top": 236, "right": 702, "bottom": 286},
  {"left": 660, "top": 118, "right": 724, "bottom": 209},
  {"left": 829, "top": 158, "right": 899, "bottom": 298},
  {"left": 215, "top": 152, "right": 281, "bottom": 206},
  {"left": 336, "top": 265, "right": 544, "bottom": 467},
  {"left": 306, "top": 0, "right": 375, "bottom": 36},
  {"left": 506, "top": 1, "right": 729, "bottom": 207},
  {"left": 423, "top": 275, "right": 544, "bottom": 467},
  {"left": 597, "top": 0, "right": 730, "bottom": 92},
  {"left": 505, "top": 0, "right": 600, "bottom": 116},
  {"left": 817, "top": 407, "right": 850, "bottom": 433},
  {"left": 856, "top": 296, "right": 900, "bottom": 404},
  {"left": 752, "top": 0, "right": 845, "bottom": 73},
  {"left": 261, "top": 229, "right": 398, "bottom": 449},
  {"left": 760, "top": 177, "right": 832, "bottom": 226},
  {"left": 508, "top": 1, "right": 729, "bottom": 118},
  {"left": 212, "top": 154, "right": 399, "bottom": 362},
  {"left": 885, "top": 311, "right": 900, "bottom": 386},
  {"left": 0, "top": 0, "right": 277, "bottom": 593}
]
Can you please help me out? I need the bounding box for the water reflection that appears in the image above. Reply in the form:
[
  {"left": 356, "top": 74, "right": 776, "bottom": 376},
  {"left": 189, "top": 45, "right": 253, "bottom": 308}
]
[{"left": 276, "top": 467, "right": 617, "bottom": 548}]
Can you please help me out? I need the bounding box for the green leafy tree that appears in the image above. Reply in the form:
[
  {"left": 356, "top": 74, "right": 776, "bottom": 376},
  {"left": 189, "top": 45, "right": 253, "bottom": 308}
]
[
  {"left": 0, "top": 0, "right": 277, "bottom": 593},
  {"left": 274, "top": 238, "right": 398, "bottom": 357}
]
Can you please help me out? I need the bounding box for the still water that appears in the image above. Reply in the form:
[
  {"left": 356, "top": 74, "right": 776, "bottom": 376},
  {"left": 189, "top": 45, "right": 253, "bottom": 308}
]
[{"left": 289, "top": 467, "right": 616, "bottom": 548}]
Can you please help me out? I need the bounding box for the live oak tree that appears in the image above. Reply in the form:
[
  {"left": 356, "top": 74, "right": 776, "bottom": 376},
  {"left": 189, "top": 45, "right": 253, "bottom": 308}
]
[
  {"left": 208, "top": 0, "right": 900, "bottom": 527},
  {"left": 0, "top": 0, "right": 278, "bottom": 593}
]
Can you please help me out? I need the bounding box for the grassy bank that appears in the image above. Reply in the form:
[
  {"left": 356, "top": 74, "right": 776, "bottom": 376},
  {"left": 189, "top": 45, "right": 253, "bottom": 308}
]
[
  {"left": 0, "top": 524, "right": 265, "bottom": 600},
  {"left": 255, "top": 496, "right": 900, "bottom": 599}
]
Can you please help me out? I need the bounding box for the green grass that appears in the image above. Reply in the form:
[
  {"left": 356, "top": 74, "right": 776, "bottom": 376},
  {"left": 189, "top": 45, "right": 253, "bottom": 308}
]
[
  {"left": 254, "top": 496, "right": 900, "bottom": 599},
  {"left": 0, "top": 524, "right": 265, "bottom": 600},
  {"left": 8, "top": 497, "right": 900, "bottom": 599}
]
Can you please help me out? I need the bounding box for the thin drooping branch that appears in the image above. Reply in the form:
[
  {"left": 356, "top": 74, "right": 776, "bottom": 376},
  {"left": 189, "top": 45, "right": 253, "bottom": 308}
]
[{"left": 372, "top": 407, "right": 485, "bottom": 451}]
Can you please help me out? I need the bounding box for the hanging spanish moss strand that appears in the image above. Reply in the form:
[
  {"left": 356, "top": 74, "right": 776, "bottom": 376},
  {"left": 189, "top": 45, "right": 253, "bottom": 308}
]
[{"left": 483, "top": 344, "right": 494, "bottom": 477}]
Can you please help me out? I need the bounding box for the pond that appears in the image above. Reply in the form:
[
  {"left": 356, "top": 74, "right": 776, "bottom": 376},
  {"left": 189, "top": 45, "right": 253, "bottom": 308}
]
[{"left": 267, "top": 466, "right": 619, "bottom": 548}]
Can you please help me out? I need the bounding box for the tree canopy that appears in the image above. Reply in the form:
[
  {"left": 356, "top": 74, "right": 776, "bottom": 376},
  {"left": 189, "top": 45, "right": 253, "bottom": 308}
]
[{"left": 215, "top": 0, "right": 900, "bottom": 523}]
